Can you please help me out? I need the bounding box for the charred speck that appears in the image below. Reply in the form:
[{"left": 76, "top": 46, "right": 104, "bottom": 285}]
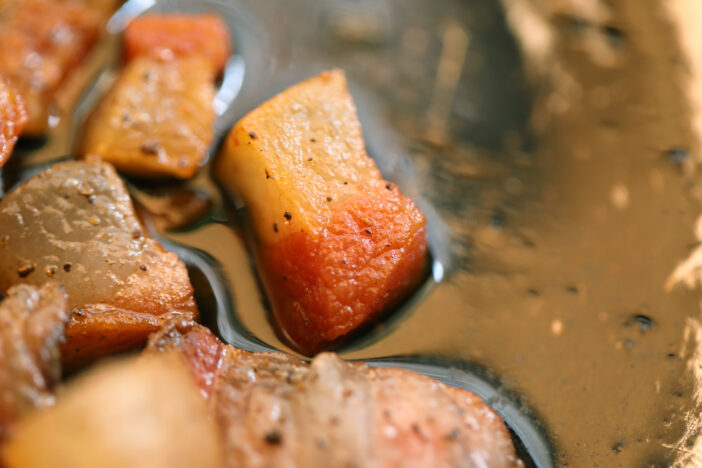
[
  {"left": 602, "top": 25, "right": 624, "bottom": 47},
  {"left": 491, "top": 209, "right": 505, "bottom": 228},
  {"left": 249, "top": 131, "right": 258, "bottom": 139},
  {"left": 265, "top": 169, "right": 271, "bottom": 179},
  {"left": 326, "top": 196, "right": 332, "bottom": 202},
  {"left": 632, "top": 314, "right": 655, "bottom": 332},
  {"left": 63, "top": 263, "right": 72, "bottom": 272},
  {"left": 385, "top": 183, "right": 393, "bottom": 190},
  {"left": 667, "top": 353, "right": 677, "bottom": 360},
  {"left": 665, "top": 147, "right": 689, "bottom": 167},
  {"left": 139, "top": 264, "right": 148, "bottom": 271},
  {"left": 343, "top": 181, "right": 348, "bottom": 185},
  {"left": 284, "top": 212, "right": 292, "bottom": 221},
  {"left": 17, "top": 264, "right": 35, "bottom": 278},
  {"left": 264, "top": 430, "right": 282, "bottom": 445},
  {"left": 273, "top": 223, "right": 279, "bottom": 233},
  {"left": 612, "top": 441, "right": 624, "bottom": 454}
]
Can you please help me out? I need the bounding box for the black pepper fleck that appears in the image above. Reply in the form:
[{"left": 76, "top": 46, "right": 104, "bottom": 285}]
[
  {"left": 139, "top": 264, "right": 148, "bottom": 271},
  {"left": 326, "top": 196, "right": 332, "bottom": 202},
  {"left": 63, "top": 263, "right": 72, "bottom": 272},
  {"left": 284, "top": 212, "right": 292, "bottom": 221},
  {"left": 385, "top": 184, "right": 392, "bottom": 190},
  {"left": 273, "top": 223, "right": 279, "bottom": 233},
  {"left": 265, "top": 169, "right": 271, "bottom": 179},
  {"left": 264, "top": 430, "right": 282, "bottom": 445},
  {"left": 343, "top": 181, "right": 348, "bottom": 185},
  {"left": 249, "top": 131, "right": 257, "bottom": 139},
  {"left": 310, "top": 137, "right": 317, "bottom": 142}
]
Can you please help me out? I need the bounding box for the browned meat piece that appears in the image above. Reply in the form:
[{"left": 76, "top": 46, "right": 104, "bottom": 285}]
[
  {"left": 0, "top": 160, "right": 198, "bottom": 367},
  {"left": 0, "top": 76, "right": 28, "bottom": 167},
  {"left": 0, "top": 0, "right": 118, "bottom": 135},
  {"left": 148, "top": 320, "right": 522, "bottom": 468},
  {"left": 82, "top": 57, "right": 216, "bottom": 179},
  {"left": 3, "top": 353, "right": 222, "bottom": 468},
  {"left": 0, "top": 282, "right": 69, "bottom": 440}
]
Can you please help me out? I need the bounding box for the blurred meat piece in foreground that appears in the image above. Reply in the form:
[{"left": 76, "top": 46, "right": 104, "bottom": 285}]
[
  {"left": 0, "top": 77, "right": 28, "bottom": 167},
  {"left": 0, "top": 283, "right": 69, "bottom": 440},
  {"left": 0, "top": 160, "right": 198, "bottom": 367},
  {"left": 2, "top": 353, "right": 221, "bottom": 468},
  {"left": 0, "top": 0, "right": 118, "bottom": 135},
  {"left": 148, "top": 320, "right": 522, "bottom": 468}
]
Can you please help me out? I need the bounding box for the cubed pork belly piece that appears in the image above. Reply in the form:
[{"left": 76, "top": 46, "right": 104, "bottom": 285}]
[
  {"left": 0, "top": 0, "right": 118, "bottom": 135},
  {"left": 217, "top": 70, "right": 428, "bottom": 354},
  {"left": 82, "top": 56, "right": 216, "bottom": 179},
  {"left": 0, "top": 283, "right": 69, "bottom": 439},
  {"left": 82, "top": 12, "right": 231, "bottom": 179},
  {"left": 147, "top": 320, "right": 522, "bottom": 468},
  {"left": 0, "top": 160, "right": 198, "bottom": 366}
]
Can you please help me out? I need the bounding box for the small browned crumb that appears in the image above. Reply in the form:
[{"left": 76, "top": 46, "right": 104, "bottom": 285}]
[
  {"left": 17, "top": 264, "right": 35, "bottom": 278},
  {"left": 140, "top": 139, "right": 161, "bottom": 156}
]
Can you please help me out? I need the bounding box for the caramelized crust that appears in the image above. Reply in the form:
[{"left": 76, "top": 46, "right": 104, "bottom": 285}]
[
  {"left": 0, "top": 77, "right": 27, "bottom": 167},
  {"left": 124, "top": 14, "right": 232, "bottom": 75}
]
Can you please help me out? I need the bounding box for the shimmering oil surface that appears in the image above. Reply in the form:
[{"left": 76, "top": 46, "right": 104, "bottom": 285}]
[{"left": 4, "top": 0, "right": 702, "bottom": 466}]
